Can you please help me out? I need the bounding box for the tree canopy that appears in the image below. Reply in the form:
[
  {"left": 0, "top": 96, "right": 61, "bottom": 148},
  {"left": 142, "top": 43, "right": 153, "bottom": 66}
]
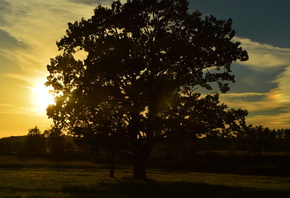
[{"left": 46, "top": 0, "right": 248, "bottom": 180}]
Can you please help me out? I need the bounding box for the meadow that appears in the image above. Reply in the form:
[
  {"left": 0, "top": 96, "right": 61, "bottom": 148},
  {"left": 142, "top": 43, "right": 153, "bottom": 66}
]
[{"left": 0, "top": 155, "right": 289, "bottom": 198}]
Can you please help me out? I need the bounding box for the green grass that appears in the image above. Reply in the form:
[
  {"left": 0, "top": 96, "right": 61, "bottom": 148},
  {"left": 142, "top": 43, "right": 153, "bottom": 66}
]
[
  {"left": 0, "top": 168, "right": 289, "bottom": 198},
  {"left": 0, "top": 155, "right": 289, "bottom": 197}
]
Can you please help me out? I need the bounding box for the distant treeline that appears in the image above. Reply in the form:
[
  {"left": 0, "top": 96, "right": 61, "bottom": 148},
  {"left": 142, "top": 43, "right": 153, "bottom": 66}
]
[
  {"left": 151, "top": 125, "right": 290, "bottom": 158},
  {"left": 0, "top": 125, "right": 290, "bottom": 176},
  {"left": 0, "top": 135, "right": 76, "bottom": 155},
  {"left": 0, "top": 127, "right": 88, "bottom": 155},
  {"left": 1, "top": 125, "right": 290, "bottom": 157}
]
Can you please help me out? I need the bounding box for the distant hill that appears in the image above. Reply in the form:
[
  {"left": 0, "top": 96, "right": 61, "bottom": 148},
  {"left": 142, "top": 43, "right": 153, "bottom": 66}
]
[
  {"left": 0, "top": 135, "right": 27, "bottom": 143},
  {"left": 0, "top": 136, "right": 27, "bottom": 153}
]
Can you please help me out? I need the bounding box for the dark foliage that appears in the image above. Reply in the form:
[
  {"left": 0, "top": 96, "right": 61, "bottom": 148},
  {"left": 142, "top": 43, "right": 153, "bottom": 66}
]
[
  {"left": 46, "top": 0, "right": 248, "bottom": 180},
  {"left": 22, "top": 126, "right": 46, "bottom": 155},
  {"left": 0, "top": 127, "right": 77, "bottom": 155},
  {"left": 45, "top": 127, "right": 67, "bottom": 154}
]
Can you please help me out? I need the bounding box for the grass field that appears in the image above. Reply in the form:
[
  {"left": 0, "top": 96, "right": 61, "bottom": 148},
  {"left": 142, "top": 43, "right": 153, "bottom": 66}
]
[{"left": 0, "top": 155, "right": 289, "bottom": 197}]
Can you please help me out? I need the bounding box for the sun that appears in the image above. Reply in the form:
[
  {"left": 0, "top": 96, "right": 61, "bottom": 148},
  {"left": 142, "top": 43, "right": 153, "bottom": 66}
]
[{"left": 32, "top": 81, "right": 55, "bottom": 112}]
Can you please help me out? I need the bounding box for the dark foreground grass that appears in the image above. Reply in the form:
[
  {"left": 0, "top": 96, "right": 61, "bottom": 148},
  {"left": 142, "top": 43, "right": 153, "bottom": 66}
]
[
  {"left": 0, "top": 155, "right": 289, "bottom": 198},
  {"left": 62, "top": 181, "right": 290, "bottom": 198},
  {"left": 0, "top": 167, "right": 289, "bottom": 198}
]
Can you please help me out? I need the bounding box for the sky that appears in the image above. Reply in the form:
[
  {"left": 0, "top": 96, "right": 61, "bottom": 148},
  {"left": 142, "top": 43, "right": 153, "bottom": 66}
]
[{"left": 1, "top": 0, "right": 290, "bottom": 137}]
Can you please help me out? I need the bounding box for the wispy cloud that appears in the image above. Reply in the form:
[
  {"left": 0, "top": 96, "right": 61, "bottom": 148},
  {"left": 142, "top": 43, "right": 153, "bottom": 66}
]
[
  {"left": 68, "top": 0, "right": 118, "bottom": 5},
  {"left": 234, "top": 37, "right": 290, "bottom": 68},
  {"left": 0, "top": 103, "right": 30, "bottom": 115},
  {"left": 0, "top": 0, "right": 107, "bottom": 118},
  {"left": 224, "top": 37, "right": 290, "bottom": 128},
  {"left": 221, "top": 89, "right": 288, "bottom": 115},
  {"left": 222, "top": 92, "right": 267, "bottom": 98},
  {"left": 220, "top": 88, "right": 290, "bottom": 128},
  {"left": 247, "top": 112, "right": 290, "bottom": 129},
  {"left": 273, "top": 66, "right": 290, "bottom": 103},
  {"left": 0, "top": 0, "right": 101, "bottom": 77}
]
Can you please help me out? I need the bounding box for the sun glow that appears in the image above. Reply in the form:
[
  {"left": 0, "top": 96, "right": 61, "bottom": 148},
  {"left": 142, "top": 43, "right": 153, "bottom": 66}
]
[{"left": 31, "top": 81, "right": 55, "bottom": 113}]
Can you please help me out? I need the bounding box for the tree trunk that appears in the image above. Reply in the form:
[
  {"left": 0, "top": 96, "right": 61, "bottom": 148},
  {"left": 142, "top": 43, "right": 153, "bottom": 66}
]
[
  {"left": 110, "top": 150, "right": 115, "bottom": 178},
  {"left": 133, "top": 148, "right": 148, "bottom": 180},
  {"left": 128, "top": 112, "right": 153, "bottom": 181}
]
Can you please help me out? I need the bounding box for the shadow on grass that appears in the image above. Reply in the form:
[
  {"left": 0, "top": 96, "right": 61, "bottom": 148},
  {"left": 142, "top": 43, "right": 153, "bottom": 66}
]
[{"left": 62, "top": 180, "right": 290, "bottom": 198}]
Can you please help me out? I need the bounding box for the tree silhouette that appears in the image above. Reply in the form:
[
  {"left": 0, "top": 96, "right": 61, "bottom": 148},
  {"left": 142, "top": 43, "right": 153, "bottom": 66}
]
[
  {"left": 239, "top": 125, "right": 279, "bottom": 155},
  {"left": 46, "top": 0, "right": 248, "bottom": 180},
  {"left": 45, "top": 126, "right": 66, "bottom": 155},
  {"left": 23, "top": 126, "right": 46, "bottom": 155},
  {"left": 73, "top": 107, "right": 127, "bottom": 178}
]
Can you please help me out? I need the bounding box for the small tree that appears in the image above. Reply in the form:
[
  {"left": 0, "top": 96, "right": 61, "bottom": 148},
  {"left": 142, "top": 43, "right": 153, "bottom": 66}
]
[
  {"left": 23, "top": 126, "right": 46, "bottom": 155},
  {"left": 46, "top": 0, "right": 248, "bottom": 180}
]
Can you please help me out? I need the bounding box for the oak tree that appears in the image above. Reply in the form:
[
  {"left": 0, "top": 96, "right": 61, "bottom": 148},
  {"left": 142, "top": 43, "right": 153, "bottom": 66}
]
[{"left": 46, "top": 0, "right": 248, "bottom": 180}]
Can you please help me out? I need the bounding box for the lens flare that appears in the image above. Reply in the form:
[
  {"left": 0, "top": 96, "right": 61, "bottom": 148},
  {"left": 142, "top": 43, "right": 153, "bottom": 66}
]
[{"left": 267, "top": 89, "right": 281, "bottom": 101}]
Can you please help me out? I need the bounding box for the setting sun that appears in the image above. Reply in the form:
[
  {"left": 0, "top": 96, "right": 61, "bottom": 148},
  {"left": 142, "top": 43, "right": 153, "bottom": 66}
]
[{"left": 31, "top": 81, "right": 55, "bottom": 112}]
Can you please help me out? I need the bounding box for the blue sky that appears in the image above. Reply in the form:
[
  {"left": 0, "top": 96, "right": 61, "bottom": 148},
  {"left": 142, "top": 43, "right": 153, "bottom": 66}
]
[
  {"left": 1, "top": 0, "right": 290, "bottom": 137},
  {"left": 189, "top": 0, "right": 290, "bottom": 129}
]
